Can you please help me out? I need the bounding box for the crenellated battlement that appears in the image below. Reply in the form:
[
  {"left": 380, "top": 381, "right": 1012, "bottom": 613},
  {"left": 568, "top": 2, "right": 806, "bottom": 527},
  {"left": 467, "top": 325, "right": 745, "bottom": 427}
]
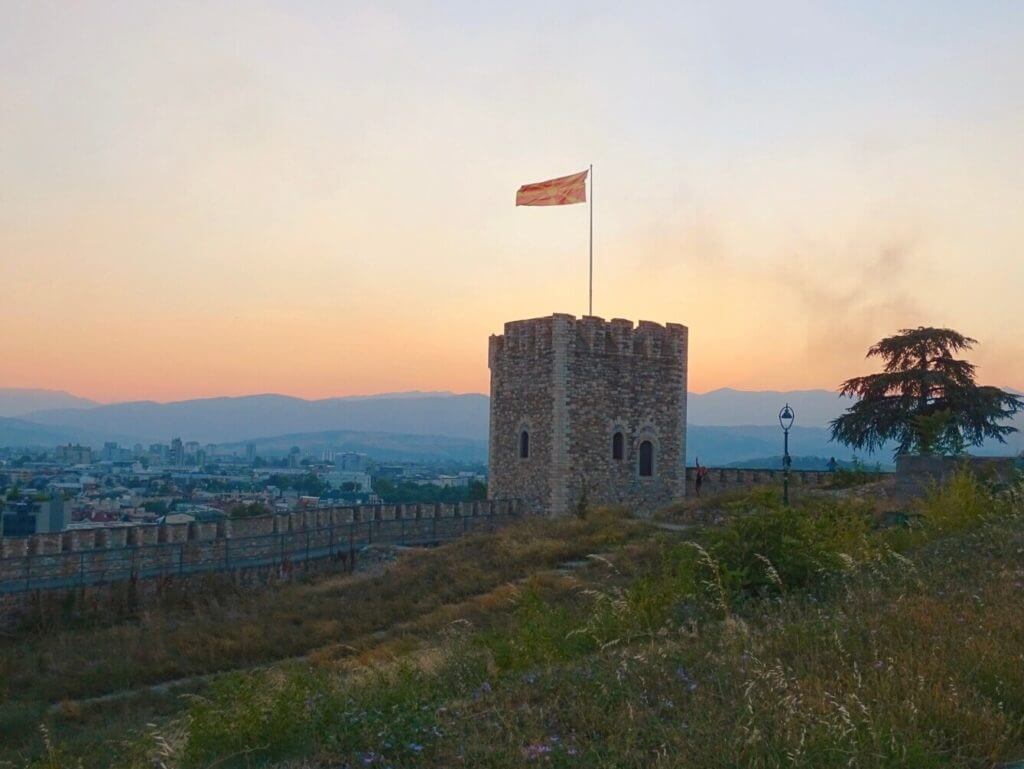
[
  {"left": 0, "top": 499, "right": 522, "bottom": 626},
  {"left": 489, "top": 314, "right": 687, "bottom": 365},
  {"left": 0, "top": 500, "right": 520, "bottom": 562},
  {"left": 683, "top": 467, "right": 838, "bottom": 496}
]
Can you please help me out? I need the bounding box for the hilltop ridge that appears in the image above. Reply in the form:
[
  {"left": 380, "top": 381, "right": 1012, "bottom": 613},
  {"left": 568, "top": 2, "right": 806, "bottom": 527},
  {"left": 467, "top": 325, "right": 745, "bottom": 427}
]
[{"left": 4, "top": 388, "right": 1022, "bottom": 462}]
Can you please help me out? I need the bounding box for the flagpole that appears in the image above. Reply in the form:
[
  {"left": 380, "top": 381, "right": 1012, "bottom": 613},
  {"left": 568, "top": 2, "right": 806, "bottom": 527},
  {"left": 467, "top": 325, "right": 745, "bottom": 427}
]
[{"left": 588, "top": 163, "right": 593, "bottom": 316}]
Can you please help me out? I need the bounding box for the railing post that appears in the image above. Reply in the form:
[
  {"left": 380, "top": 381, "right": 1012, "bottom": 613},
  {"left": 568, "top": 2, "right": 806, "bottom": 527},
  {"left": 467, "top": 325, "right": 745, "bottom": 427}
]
[
  {"left": 79, "top": 552, "right": 85, "bottom": 587},
  {"left": 178, "top": 544, "right": 184, "bottom": 576}
]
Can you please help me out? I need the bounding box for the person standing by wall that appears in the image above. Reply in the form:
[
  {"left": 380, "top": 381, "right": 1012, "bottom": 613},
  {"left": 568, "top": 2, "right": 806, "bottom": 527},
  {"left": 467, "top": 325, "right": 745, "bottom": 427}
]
[{"left": 694, "top": 458, "right": 707, "bottom": 497}]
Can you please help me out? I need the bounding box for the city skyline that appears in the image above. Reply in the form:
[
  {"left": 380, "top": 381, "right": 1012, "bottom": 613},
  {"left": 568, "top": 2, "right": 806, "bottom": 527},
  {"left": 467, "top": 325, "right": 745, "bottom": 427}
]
[{"left": 3, "top": 2, "right": 1023, "bottom": 402}]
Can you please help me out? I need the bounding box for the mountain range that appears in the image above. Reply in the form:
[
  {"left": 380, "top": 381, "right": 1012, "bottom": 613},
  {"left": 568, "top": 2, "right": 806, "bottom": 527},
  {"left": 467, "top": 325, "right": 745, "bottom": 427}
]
[
  {"left": 17, "top": 392, "right": 488, "bottom": 444},
  {"left": 2, "top": 387, "right": 1021, "bottom": 466},
  {"left": 0, "top": 388, "right": 99, "bottom": 418}
]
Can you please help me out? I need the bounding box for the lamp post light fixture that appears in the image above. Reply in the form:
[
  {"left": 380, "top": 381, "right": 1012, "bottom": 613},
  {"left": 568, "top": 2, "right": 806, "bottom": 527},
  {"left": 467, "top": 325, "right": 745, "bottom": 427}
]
[{"left": 779, "top": 403, "right": 795, "bottom": 505}]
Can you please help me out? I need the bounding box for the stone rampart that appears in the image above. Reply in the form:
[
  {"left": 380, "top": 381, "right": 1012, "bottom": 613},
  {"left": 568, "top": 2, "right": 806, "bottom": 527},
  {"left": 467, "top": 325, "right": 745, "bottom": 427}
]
[
  {"left": 0, "top": 499, "right": 520, "bottom": 628},
  {"left": 894, "top": 455, "right": 1016, "bottom": 496},
  {"left": 684, "top": 467, "right": 841, "bottom": 497}
]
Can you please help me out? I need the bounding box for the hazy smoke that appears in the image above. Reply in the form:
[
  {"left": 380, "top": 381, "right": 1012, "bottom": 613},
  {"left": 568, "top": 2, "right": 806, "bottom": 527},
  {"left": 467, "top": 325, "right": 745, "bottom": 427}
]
[{"left": 779, "top": 239, "right": 925, "bottom": 382}]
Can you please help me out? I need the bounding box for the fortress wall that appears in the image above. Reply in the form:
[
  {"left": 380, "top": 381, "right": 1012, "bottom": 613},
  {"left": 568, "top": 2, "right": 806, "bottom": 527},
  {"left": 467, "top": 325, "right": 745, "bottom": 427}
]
[
  {"left": 684, "top": 467, "right": 837, "bottom": 497},
  {"left": 895, "top": 455, "right": 1015, "bottom": 496},
  {"left": 0, "top": 500, "right": 516, "bottom": 628}
]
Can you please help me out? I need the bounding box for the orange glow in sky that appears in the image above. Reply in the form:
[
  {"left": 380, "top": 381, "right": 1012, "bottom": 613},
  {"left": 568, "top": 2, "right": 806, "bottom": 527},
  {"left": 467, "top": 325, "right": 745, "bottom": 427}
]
[{"left": 2, "top": 3, "right": 1022, "bottom": 403}]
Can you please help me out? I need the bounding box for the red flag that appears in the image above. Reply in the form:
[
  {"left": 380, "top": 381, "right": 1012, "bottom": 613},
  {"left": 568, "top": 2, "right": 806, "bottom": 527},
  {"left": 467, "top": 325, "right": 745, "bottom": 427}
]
[{"left": 516, "top": 170, "right": 588, "bottom": 206}]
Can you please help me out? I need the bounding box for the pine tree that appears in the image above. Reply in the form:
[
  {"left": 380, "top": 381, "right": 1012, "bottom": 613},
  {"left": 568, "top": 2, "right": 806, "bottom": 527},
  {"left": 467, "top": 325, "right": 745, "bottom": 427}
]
[{"left": 829, "top": 327, "right": 1022, "bottom": 456}]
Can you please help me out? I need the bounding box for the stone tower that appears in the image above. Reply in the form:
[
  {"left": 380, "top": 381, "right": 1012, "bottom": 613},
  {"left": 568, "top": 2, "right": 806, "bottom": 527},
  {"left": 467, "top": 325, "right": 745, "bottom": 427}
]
[{"left": 488, "top": 314, "right": 688, "bottom": 516}]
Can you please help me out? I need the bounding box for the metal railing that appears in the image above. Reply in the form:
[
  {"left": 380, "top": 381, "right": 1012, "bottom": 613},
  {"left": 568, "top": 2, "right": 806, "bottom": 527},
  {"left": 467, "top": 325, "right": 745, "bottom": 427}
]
[{"left": 0, "top": 512, "right": 517, "bottom": 595}]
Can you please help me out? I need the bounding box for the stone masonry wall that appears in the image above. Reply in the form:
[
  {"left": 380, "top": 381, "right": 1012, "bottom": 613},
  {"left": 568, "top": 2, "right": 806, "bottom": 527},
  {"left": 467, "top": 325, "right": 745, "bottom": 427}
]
[
  {"left": 488, "top": 316, "right": 559, "bottom": 512},
  {"left": 565, "top": 317, "right": 688, "bottom": 514},
  {"left": 0, "top": 499, "right": 519, "bottom": 628},
  {"left": 684, "top": 467, "right": 837, "bottom": 497},
  {"left": 895, "top": 455, "right": 1016, "bottom": 496},
  {"left": 489, "top": 314, "right": 688, "bottom": 516}
]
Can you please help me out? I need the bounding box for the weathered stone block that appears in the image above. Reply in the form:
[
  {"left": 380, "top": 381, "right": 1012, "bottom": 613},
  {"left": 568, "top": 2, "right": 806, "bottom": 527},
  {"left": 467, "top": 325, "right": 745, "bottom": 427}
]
[
  {"left": 1, "top": 538, "right": 28, "bottom": 558},
  {"left": 160, "top": 523, "right": 189, "bottom": 544},
  {"left": 129, "top": 526, "right": 159, "bottom": 546},
  {"left": 62, "top": 530, "right": 95, "bottom": 552}
]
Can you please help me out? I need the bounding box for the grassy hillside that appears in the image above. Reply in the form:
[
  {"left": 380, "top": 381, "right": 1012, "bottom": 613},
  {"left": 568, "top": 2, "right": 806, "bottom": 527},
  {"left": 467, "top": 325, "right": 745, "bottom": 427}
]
[{"left": 4, "top": 471, "right": 1024, "bottom": 768}]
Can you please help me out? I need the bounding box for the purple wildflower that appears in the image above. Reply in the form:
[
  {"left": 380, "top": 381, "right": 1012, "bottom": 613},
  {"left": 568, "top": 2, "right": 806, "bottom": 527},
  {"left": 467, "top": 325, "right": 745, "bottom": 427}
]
[
  {"left": 522, "top": 743, "right": 553, "bottom": 760},
  {"left": 675, "top": 665, "right": 699, "bottom": 692}
]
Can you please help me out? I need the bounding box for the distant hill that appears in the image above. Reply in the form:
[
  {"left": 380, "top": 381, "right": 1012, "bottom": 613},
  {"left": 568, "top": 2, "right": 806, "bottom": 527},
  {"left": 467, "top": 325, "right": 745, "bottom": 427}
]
[
  {"left": 8, "top": 387, "right": 1022, "bottom": 463},
  {"left": 23, "top": 393, "right": 490, "bottom": 444},
  {"left": 688, "top": 388, "right": 854, "bottom": 428},
  {"left": 21, "top": 388, "right": 851, "bottom": 445},
  {"left": 686, "top": 387, "right": 1023, "bottom": 462},
  {"left": 686, "top": 423, "right": 1022, "bottom": 467},
  {"left": 686, "top": 424, "right": 882, "bottom": 467},
  {"left": 0, "top": 417, "right": 136, "bottom": 449},
  {"left": 0, "top": 388, "right": 98, "bottom": 418},
  {"left": 217, "top": 429, "right": 487, "bottom": 464}
]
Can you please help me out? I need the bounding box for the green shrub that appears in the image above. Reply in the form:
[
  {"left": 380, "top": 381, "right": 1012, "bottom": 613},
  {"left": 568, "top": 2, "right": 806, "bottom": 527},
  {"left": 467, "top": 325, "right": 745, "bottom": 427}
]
[
  {"left": 183, "top": 668, "right": 324, "bottom": 766},
  {"left": 705, "top": 498, "right": 875, "bottom": 594},
  {"left": 182, "top": 661, "right": 465, "bottom": 767},
  {"left": 478, "top": 586, "right": 595, "bottom": 672},
  {"left": 577, "top": 545, "right": 704, "bottom": 644},
  {"left": 22, "top": 725, "right": 83, "bottom": 769},
  {"left": 830, "top": 458, "right": 878, "bottom": 489},
  {"left": 915, "top": 466, "right": 1009, "bottom": 534}
]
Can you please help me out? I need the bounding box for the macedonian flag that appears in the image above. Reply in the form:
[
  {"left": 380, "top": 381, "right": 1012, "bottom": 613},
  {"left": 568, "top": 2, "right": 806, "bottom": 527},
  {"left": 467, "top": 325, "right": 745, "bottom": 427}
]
[{"left": 515, "top": 169, "right": 588, "bottom": 206}]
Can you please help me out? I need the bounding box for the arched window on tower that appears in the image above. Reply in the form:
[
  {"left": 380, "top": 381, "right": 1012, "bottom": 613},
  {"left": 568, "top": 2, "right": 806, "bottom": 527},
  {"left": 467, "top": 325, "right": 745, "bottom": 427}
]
[
  {"left": 638, "top": 440, "right": 654, "bottom": 477},
  {"left": 519, "top": 430, "right": 530, "bottom": 459},
  {"left": 611, "top": 431, "right": 624, "bottom": 460}
]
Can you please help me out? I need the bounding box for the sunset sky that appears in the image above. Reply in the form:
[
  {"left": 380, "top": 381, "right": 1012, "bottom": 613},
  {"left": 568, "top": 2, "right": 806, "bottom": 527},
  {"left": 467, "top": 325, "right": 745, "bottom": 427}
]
[{"left": 3, "top": 1, "right": 1022, "bottom": 403}]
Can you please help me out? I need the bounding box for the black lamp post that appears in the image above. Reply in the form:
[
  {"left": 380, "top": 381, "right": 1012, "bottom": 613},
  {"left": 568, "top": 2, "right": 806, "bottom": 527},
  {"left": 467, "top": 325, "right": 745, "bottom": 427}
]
[{"left": 779, "top": 403, "right": 795, "bottom": 505}]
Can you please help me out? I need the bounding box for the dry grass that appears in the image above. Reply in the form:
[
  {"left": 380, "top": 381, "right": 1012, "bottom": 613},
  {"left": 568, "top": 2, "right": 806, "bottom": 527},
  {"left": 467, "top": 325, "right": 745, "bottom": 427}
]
[
  {"left": 158, "top": 472, "right": 1024, "bottom": 769},
  {"left": 0, "top": 510, "right": 638, "bottom": 766},
  {"left": 159, "top": 516, "right": 1024, "bottom": 769},
  {"left": 6, "top": 473, "right": 1024, "bottom": 768}
]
